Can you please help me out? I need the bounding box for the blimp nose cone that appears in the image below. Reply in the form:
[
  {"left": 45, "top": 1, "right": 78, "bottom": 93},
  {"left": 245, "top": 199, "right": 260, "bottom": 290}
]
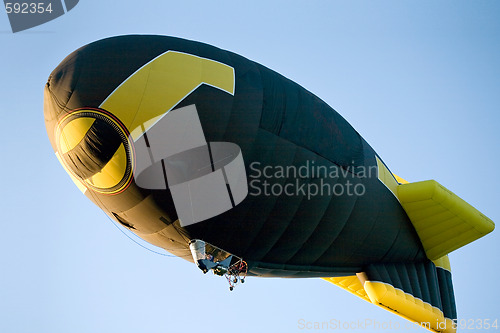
[
  {"left": 53, "top": 108, "right": 134, "bottom": 194},
  {"left": 60, "top": 114, "right": 121, "bottom": 178}
]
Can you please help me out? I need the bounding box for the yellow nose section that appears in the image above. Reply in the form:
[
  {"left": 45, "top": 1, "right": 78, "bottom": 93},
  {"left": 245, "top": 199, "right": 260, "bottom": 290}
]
[{"left": 55, "top": 109, "right": 134, "bottom": 195}]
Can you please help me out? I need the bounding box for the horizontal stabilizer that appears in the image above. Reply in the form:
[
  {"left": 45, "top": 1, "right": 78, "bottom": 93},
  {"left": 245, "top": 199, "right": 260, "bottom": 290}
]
[
  {"left": 397, "top": 180, "right": 494, "bottom": 260},
  {"left": 324, "top": 259, "right": 456, "bottom": 333}
]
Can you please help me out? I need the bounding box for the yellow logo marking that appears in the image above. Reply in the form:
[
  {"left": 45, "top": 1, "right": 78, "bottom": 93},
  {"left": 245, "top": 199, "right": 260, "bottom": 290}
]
[{"left": 100, "top": 51, "right": 235, "bottom": 141}]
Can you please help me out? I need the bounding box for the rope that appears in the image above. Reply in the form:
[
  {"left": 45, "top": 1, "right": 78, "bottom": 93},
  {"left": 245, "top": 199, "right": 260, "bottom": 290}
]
[{"left": 104, "top": 212, "right": 180, "bottom": 258}]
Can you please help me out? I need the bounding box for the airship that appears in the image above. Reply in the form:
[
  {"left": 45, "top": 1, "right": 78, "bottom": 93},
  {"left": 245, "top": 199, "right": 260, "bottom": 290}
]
[{"left": 44, "top": 35, "right": 494, "bottom": 333}]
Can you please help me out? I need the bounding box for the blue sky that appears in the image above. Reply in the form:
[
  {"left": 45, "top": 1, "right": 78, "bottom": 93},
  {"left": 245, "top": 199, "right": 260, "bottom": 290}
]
[{"left": 1, "top": 1, "right": 499, "bottom": 332}]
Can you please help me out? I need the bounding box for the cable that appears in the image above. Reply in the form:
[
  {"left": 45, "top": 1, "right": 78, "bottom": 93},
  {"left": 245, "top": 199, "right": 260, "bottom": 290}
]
[{"left": 104, "top": 212, "right": 180, "bottom": 258}]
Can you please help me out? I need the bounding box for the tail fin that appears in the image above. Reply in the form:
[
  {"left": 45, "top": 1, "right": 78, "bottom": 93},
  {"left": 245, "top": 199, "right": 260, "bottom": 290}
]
[
  {"left": 376, "top": 155, "right": 494, "bottom": 259},
  {"left": 327, "top": 161, "right": 495, "bottom": 332},
  {"left": 397, "top": 179, "right": 494, "bottom": 260},
  {"left": 325, "top": 258, "right": 456, "bottom": 333}
]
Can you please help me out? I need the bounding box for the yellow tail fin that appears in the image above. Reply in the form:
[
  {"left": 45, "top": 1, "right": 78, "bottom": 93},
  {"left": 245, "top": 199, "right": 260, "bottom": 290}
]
[{"left": 397, "top": 180, "right": 494, "bottom": 260}]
